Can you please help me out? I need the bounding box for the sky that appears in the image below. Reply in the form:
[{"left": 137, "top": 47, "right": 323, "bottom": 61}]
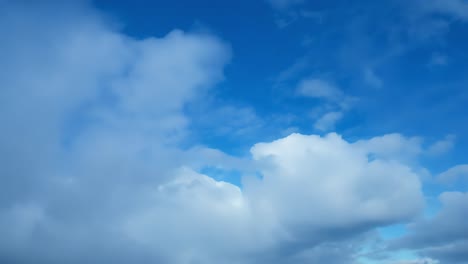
[{"left": 0, "top": 0, "right": 468, "bottom": 263}]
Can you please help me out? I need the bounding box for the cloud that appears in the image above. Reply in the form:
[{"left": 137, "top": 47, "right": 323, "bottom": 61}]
[
  {"left": 418, "top": 0, "right": 468, "bottom": 21},
  {"left": 297, "top": 78, "right": 344, "bottom": 101},
  {"left": 250, "top": 133, "right": 423, "bottom": 236},
  {"left": 275, "top": 56, "right": 310, "bottom": 83},
  {"left": 267, "top": 0, "right": 305, "bottom": 10},
  {"left": 296, "top": 77, "right": 356, "bottom": 132},
  {"left": 353, "top": 134, "right": 423, "bottom": 163},
  {"left": 391, "top": 258, "right": 440, "bottom": 264},
  {"left": 314, "top": 111, "right": 343, "bottom": 131},
  {"left": 0, "top": 1, "right": 432, "bottom": 263},
  {"left": 394, "top": 192, "right": 468, "bottom": 264},
  {"left": 437, "top": 164, "right": 468, "bottom": 186},
  {"left": 427, "top": 134, "right": 456, "bottom": 156},
  {"left": 363, "top": 67, "right": 383, "bottom": 89},
  {"left": 120, "top": 168, "right": 263, "bottom": 263},
  {"left": 0, "top": 1, "right": 232, "bottom": 263}
]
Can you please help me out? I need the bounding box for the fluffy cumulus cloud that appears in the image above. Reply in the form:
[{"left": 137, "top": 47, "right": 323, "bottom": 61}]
[
  {"left": 0, "top": 1, "right": 438, "bottom": 264},
  {"left": 249, "top": 133, "right": 423, "bottom": 232}
]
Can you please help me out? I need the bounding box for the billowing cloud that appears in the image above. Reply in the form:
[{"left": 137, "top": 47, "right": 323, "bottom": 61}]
[{"left": 250, "top": 133, "right": 423, "bottom": 235}]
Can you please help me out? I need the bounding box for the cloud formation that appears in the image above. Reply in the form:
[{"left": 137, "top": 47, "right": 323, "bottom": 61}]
[{"left": 0, "top": 1, "right": 458, "bottom": 264}]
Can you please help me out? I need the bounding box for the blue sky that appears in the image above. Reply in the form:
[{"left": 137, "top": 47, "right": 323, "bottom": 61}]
[
  {"left": 96, "top": 0, "right": 468, "bottom": 153},
  {"left": 1, "top": 0, "right": 468, "bottom": 263}
]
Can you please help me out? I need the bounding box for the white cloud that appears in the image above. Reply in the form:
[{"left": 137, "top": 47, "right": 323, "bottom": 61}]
[
  {"left": 113, "top": 132, "right": 426, "bottom": 262},
  {"left": 121, "top": 168, "right": 265, "bottom": 263},
  {"left": 0, "top": 1, "right": 434, "bottom": 264},
  {"left": 0, "top": 1, "right": 232, "bottom": 263},
  {"left": 353, "top": 134, "right": 423, "bottom": 163},
  {"left": 249, "top": 133, "right": 423, "bottom": 237}
]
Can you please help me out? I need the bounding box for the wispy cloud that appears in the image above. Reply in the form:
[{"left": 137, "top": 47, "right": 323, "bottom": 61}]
[
  {"left": 266, "top": 0, "right": 305, "bottom": 10},
  {"left": 296, "top": 77, "right": 356, "bottom": 132}
]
